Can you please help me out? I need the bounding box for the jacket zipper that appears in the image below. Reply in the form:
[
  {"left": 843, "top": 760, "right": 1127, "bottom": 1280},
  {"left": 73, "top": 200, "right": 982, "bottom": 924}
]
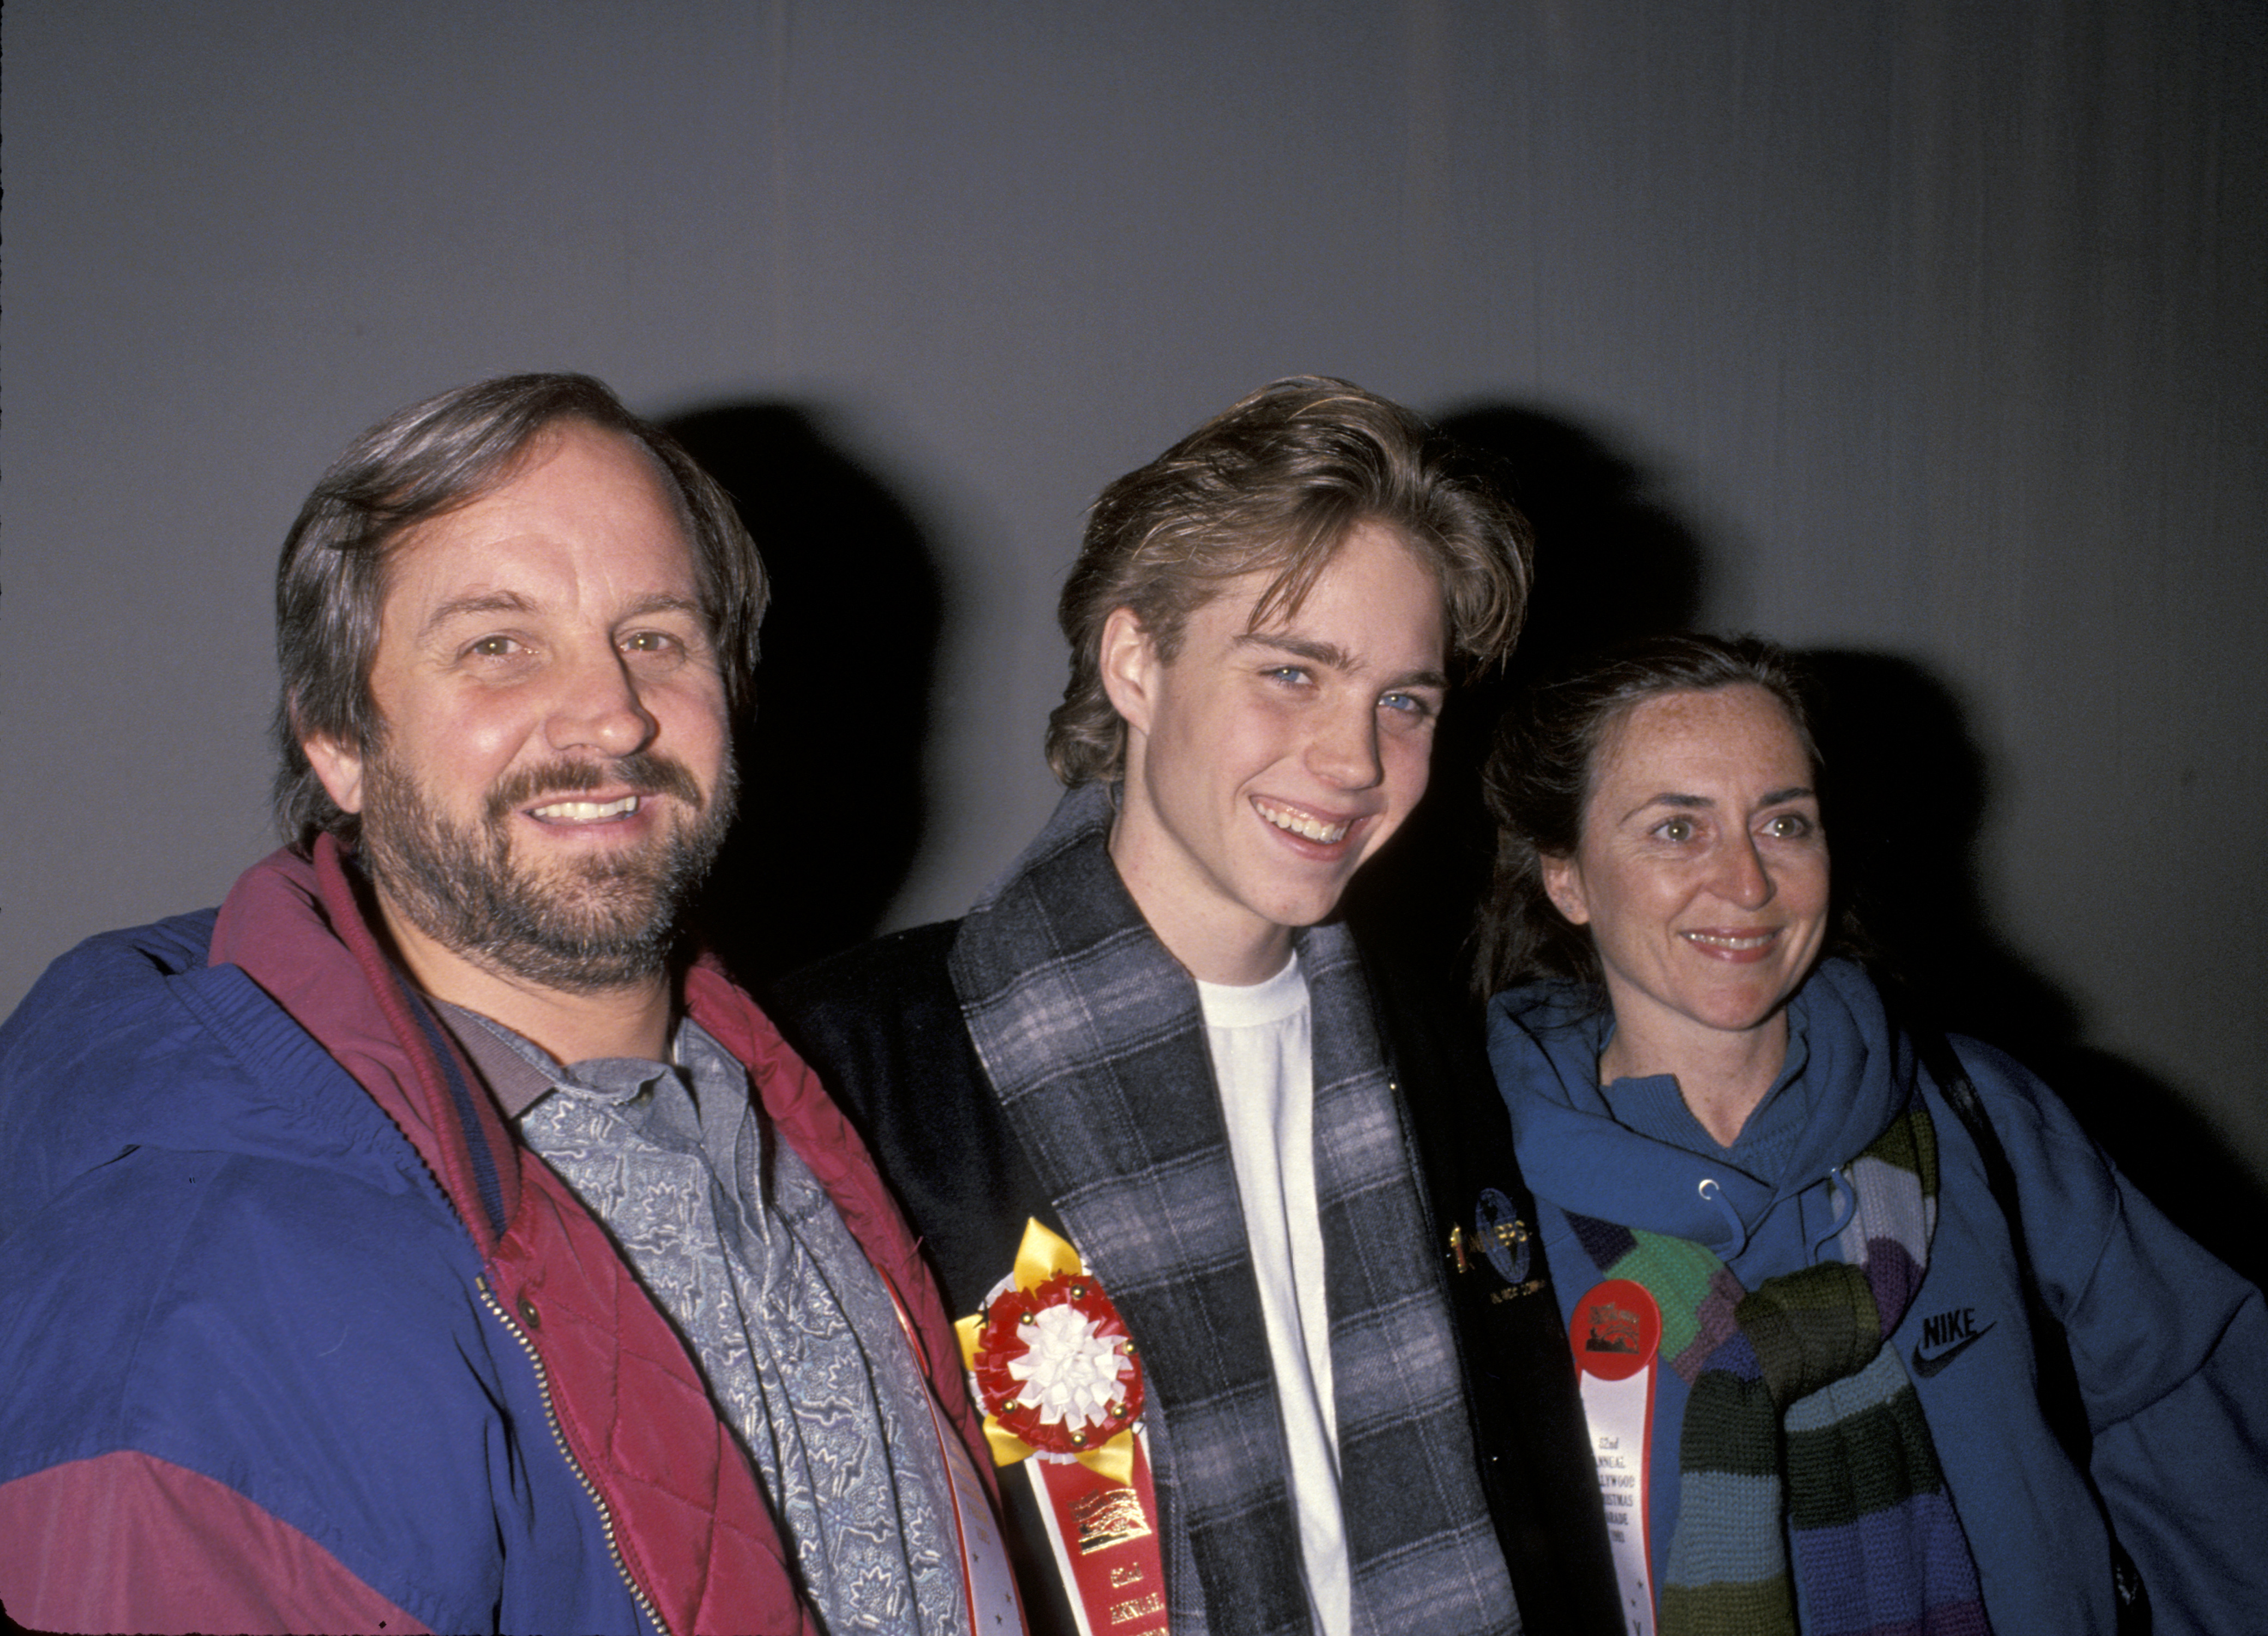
[{"left": 477, "top": 1275, "right": 672, "bottom": 1636}]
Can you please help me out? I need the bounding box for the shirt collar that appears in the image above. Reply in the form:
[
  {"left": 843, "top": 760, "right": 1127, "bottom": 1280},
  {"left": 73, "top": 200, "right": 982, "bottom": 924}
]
[{"left": 432, "top": 999, "right": 687, "bottom": 1120}]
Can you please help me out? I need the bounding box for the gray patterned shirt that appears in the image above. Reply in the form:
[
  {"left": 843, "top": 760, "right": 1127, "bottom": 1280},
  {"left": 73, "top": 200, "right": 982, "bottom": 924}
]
[{"left": 441, "top": 1004, "right": 968, "bottom": 1636}]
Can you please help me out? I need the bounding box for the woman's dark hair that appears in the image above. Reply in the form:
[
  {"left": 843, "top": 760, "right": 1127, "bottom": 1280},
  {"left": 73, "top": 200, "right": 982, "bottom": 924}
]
[{"left": 1475, "top": 632, "right": 1842, "bottom": 996}]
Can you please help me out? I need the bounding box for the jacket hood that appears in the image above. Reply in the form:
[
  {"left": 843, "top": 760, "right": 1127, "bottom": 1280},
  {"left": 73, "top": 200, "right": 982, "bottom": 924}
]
[{"left": 1487, "top": 958, "right": 1918, "bottom": 1254}]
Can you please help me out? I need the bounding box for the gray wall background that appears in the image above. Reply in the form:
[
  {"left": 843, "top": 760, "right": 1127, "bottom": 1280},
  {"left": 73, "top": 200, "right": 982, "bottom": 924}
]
[{"left": 6, "top": 4, "right": 2263, "bottom": 1244}]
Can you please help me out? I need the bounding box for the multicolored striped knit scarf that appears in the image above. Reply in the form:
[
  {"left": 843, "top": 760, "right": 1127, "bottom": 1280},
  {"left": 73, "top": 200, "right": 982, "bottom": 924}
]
[{"left": 1567, "top": 1103, "right": 1990, "bottom": 1636}]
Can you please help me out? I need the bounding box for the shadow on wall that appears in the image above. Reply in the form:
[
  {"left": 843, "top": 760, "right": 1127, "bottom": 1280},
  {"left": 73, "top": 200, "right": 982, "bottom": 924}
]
[
  {"left": 1806, "top": 650, "right": 2268, "bottom": 1290},
  {"left": 665, "top": 404, "right": 943, "bottom": 989},
  {"left": 1344, "top": 402, "right": 1706, "bottom": 984},
  {"left": 1347, "top": 402, "right": 2262, "bottom": 1288}
]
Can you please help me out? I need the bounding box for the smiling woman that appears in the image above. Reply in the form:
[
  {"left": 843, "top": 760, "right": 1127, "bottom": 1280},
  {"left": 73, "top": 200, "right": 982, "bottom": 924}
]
[
  {"left": 1475, "top": 633, "right": 2268, "bottom": 1636},
  {"left": 1537, "top": 684, "right": 1831, "bottom": 1141}
]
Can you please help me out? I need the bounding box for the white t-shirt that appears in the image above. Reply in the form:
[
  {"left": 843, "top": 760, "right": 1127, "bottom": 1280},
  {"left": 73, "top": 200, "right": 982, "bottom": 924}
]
[{"left": 1198, "top": 954, "right": 1350, "bottom": 1636}]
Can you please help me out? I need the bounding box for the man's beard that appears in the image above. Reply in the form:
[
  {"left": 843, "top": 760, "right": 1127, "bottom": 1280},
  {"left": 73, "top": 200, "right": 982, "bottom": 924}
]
[{"left": 357, "top": 745, "right": 737, "bottom": 993}]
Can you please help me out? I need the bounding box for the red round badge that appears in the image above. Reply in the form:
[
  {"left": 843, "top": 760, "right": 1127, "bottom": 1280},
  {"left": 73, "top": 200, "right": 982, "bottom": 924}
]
[
  {"left": 971, "top": 1271, "right": 1144, "bottom": 1456},
  {"left": 1569, "top": 1278, "right": 1663, "bottom": 1382}
]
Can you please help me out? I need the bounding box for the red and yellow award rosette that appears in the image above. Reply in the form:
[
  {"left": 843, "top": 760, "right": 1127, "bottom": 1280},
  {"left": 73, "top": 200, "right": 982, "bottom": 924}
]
[{"left": 957, "top": 1219, "right": 1168, "bottom": 1635}]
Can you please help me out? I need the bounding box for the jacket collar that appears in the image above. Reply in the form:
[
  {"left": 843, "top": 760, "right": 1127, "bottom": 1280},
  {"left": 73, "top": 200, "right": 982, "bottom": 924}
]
[
  {"left": 1488, "top": 959, "right": 1917, "bottom": 1252},
  {"left": 210, "top": 836, "right": 522, "bottom": 1247}
]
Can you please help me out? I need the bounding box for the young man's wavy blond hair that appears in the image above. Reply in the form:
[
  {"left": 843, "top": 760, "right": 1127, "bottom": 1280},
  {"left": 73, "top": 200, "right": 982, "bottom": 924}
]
[{"left": 1046, "top": 376, "right": 1533, "bottom": 786}]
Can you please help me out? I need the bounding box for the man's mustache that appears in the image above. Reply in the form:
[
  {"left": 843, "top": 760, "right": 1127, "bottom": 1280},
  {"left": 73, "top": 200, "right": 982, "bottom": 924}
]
[{"left": 483, "top": 752, "right": 707, "bottom": 823}]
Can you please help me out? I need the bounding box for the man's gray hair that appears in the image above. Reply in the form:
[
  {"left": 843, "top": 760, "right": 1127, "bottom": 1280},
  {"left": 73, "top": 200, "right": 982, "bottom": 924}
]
[{"left": 272, "top": 372, "right": 766, "bottom": 849}]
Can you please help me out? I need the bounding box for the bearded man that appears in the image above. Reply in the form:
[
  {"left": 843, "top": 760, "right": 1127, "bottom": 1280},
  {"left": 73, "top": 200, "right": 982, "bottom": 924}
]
[{"left": 0, "top": 374, "right": 1018, "bottom": 1635}]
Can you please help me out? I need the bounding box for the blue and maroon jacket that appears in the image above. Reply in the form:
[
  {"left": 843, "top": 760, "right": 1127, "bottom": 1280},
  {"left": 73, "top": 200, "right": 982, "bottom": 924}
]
[{"left": 0, "top": 839, "right": 992, "bottom": 1634}]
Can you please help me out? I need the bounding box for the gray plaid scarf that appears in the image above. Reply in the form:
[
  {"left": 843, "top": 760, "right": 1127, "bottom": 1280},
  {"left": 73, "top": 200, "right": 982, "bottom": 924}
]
[{"left": 948, "top": 785, "right": 1518, "bottom": 1636}]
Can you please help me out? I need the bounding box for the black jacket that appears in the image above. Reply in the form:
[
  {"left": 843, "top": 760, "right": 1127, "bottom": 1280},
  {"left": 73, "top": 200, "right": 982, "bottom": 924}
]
[{"left": 772, "top": 920, "right": 1620, "bottom": 1636}]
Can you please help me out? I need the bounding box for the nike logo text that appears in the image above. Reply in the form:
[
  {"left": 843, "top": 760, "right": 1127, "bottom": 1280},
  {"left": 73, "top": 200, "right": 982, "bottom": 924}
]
[{"left": 1912, "top": 1307, "right": 1996, "bottom": 1378}]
